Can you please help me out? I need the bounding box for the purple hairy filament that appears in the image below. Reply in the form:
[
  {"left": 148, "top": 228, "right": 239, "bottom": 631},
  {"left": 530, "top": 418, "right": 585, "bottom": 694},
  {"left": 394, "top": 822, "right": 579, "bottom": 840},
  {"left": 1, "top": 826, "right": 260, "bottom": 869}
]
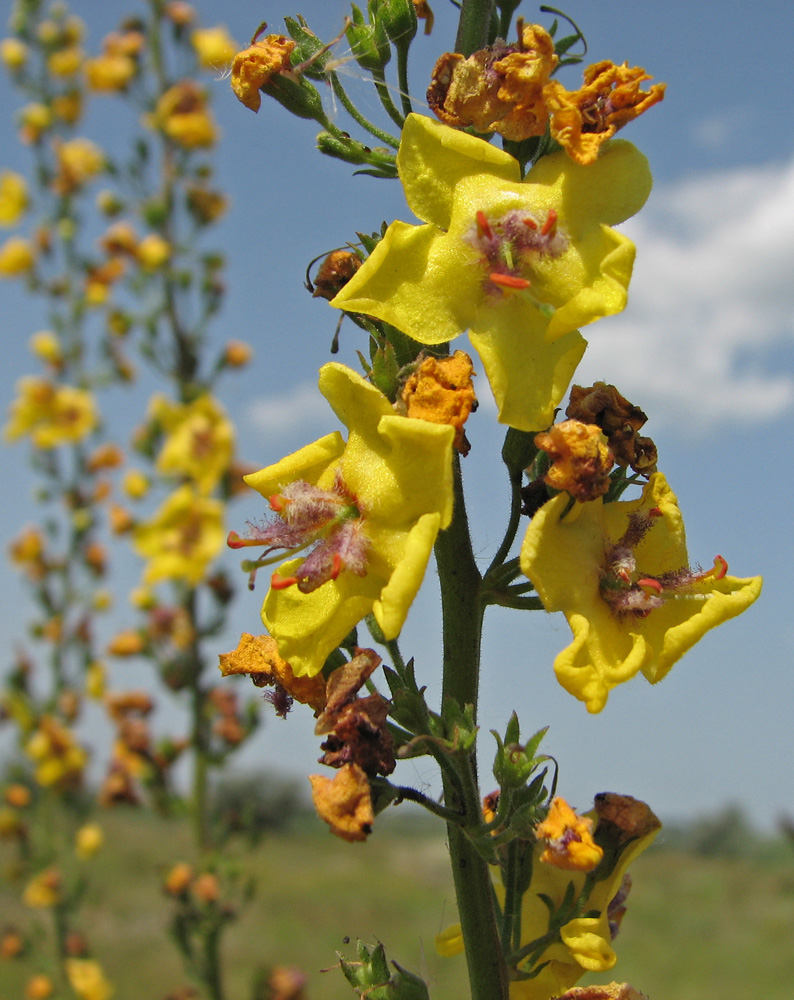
[{"left": 599, "top": 507, "right": 729, "bottom": 619}]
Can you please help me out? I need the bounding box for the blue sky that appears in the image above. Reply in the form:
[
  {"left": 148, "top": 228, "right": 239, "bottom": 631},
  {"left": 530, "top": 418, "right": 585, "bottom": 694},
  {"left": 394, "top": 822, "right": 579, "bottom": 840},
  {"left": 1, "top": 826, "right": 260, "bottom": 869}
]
[{"left": 0, "top": 0, "right": 792, "bottom": 832}]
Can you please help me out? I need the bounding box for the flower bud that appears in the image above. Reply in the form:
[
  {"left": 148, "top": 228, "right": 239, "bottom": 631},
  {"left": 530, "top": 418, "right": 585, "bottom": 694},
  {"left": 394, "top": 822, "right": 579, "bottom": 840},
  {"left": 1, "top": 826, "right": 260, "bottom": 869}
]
[
  {"left": 376, "top": 0, "right": 418, "bottom": 46},
  {"left": 345, "top": 4, "right": 391, "bottom": 72}
]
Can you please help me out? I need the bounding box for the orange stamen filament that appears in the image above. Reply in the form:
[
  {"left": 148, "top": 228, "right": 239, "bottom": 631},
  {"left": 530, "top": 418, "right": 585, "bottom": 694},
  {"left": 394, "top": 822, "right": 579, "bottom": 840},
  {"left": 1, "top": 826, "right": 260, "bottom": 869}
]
[
  {"left": 541, "top": 208, "right": 558, "bottom": 236},
  {"left": 227, "top": 530, "right": 263, "bottom": 550},
  {"left": 476, "top": 210, "right": 492, "bottom": 240},
  {"left": 490, "top": 272, "right": 531, "bottom": 291},
  {"left": 268, "top": 494, "right": 288, "bottom": 512}
]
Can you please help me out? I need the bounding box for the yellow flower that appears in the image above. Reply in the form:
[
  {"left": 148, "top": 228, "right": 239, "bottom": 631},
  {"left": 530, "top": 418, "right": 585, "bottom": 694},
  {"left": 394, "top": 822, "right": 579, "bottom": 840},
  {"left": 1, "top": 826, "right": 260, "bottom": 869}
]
[
  {"left": 133, "top": 484, "right": 224, "bottom": 585},
  {"left": 438, "top": 794, "right": 661, "bottom": 1000},
  {"left": 123, "top": 469, "right": 150, "bottom": 499},
  {"left": 47, "top": 45, "right": 83, "bottom": 77},
  {"left": 85, "top": 52, "right": 136, "bottom": 91},
  {"left": 64, "top": 959, "right": 114, "bottom": 1000},
  {"left": 25, "top": 717, "right": 87, "bottom": 788},
  {"left": 23, "top": 868, "right": 62, "bottom": 908},
  {"left": 536, "top": 797, "right": 603, "bottom": 872},
  {"left": 18, "top": 103, "right": 52, "bottom": 144},
  {"left": 135, "top": 233, "right": 171, "bottom": 269},
  {"left": 53, "top": 138, "right": 105, "bottom": 195},
  {"left": 150, "top": 393, "right": 234, "bottom": 495},
  {"left": 75, "top": 823, "right": 104, "bottom": 859},
  {"left": 235, "top": 363, "right": 454, "bottom": 676},
  {"left": 52, "top": 90, "right": 83, "bottom": 125},
  {"left": 148, "top": 80, "right": 216, "bottom": 148},
  {"left": 544, "top": 62, "right": 665, "bottom": 167},
  {"left": 29, "top": 330, "right": 62, "bottom": 364},
  {"left": 332, "top": 114, "right": 652, "bottom": 431},
  {"left": 4, "top": 377, "right": 97, "bottom": 448},
  {"left": 520, "top": 472, "right": 762, "bottom": 712},
  {"left": 0, "top": 235, "right": 35, "bottom": 275},
  {"left": 191, "top": 26, "right": 237, "bottom": 69},
  {"left": 0, "top": 171, "right": 28, "bottom": 226},
  {"left": 1, "top": 38, "right": 28, "bottom": 70}
]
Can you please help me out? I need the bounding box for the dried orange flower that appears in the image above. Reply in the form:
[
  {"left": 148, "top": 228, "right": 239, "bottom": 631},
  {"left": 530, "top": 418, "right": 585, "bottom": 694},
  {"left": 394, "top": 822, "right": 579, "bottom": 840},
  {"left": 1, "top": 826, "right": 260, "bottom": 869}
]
[
  {"left": 308, "top": 762, "right": 374, "bottom": 842},
  {"left": 311, "top": 249, "right": 361, "bottom": 301},
  {"left": 545, "top": 61, "right": 665, "bottom": 166},
  {"left": 536, "top": 796, "right": 604, "bottom": 872},
  {"left": 534, "top": 419, "right": 613, "bottom": 502},
  {"left": 555, "top": 985, "right": 648, "bottom": 1000},
  {"left": 399, "top": 351, "right": 477, "bottom": 456},
  {"left": 413, "top": 0, "right": 434, "bottom": 34},
  {"left": 219, "top": 633, "right": 327, "bottom": 714},
  {"left": 230, "top": 25, "right": 295, "bottom": 113},
  {"left": 427, "top": 23, "right": 557, "bottom": 141}
]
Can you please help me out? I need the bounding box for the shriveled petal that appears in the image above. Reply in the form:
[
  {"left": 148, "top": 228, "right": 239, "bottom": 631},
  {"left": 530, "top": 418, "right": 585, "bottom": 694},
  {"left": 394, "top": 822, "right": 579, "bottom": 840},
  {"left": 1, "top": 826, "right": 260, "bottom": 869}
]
[
  {"left": 397, "top": 112, "right": 520, "bottom": 229},
  {"left": 244, "top": 433, "right": 345, "bottom": 497},
  {"left": 330, "top": 221, "right": 476, "bottom": 346},
  {"left": 469, "top": 318, "right": 586, "bottom": 431}
]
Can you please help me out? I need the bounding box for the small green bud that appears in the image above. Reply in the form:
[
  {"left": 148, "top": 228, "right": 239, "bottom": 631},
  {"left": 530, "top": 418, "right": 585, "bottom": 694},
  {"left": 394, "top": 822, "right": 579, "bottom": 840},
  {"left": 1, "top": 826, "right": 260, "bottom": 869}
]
[
  {"left": 317, "top": 131, "right": 373, "bottom": 165},
  {"left": 346, "top": 4, "right": 391, "bottom": 72},
  {"left": 375, "top": 0, "right": 418, "bottom": 45},
  {"left": 263, "top": 73, "right": 330, "bottom": 125},
  {"left": 284, "top": 16, "right": 331, "bottom": 80}
]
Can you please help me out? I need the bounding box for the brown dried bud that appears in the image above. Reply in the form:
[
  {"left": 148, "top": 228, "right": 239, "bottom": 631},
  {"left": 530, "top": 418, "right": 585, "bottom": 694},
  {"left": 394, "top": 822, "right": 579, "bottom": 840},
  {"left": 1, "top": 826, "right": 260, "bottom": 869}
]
[
  {"left": 566, "top": 383, "right": 657, "bottom": 476},
  {"left": 311, "top": 249, "right": 362, "bottom": 301}
]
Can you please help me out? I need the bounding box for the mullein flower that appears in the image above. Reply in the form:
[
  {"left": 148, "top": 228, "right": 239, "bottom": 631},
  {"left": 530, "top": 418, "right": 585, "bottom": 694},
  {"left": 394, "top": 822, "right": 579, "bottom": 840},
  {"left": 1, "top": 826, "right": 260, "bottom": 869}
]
[
  {"left": 4, "top": 378, "right": 97, "bottom": 448},
  {"left": 133, "top": 485, "right": 224, "bottom": 586},
  {"left": 64, "top": 958, "right": 114, "bottom": 1000},
  {"left": 0, "top": 171, "right": 28, "bottom": 225},
  {"left": 521, "top": 472, "right": 762, "bottom": 712},
  {"left": 191, "top": 26, "right": 237, "bottom": 69},
  {"left": 331, "top": 114, "right": 651, "bottom": 430},
  {"left": 149, "top": 393, "right": 234, "bottom": 495},
  {"left": 230, "top": 363, "right": 454, "bottom": 677}
]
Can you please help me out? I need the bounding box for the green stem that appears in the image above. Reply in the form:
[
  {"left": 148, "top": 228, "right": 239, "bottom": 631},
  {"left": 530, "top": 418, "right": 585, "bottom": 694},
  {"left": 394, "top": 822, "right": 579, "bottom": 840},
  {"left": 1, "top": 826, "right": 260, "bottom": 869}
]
[
  {"left": 371, "top": 68, "right": 405, "bottom": 129},
  {"left": 455, "top": 0, "right": 495, "bottom": 55},
  {"left": 434, "top": 457, "right": 510, "bottom": 1000},
  {"left": 329, "top": 73, "right": 400, "bottom": 147},
  {"left": 396, "top": 44, "right": 413, "bottom": 119}
]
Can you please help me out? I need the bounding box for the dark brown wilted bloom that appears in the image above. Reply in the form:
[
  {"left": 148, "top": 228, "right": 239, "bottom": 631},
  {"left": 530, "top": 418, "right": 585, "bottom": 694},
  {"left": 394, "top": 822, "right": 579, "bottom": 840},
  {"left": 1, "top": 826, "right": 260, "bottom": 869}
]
[
  {"left": 566, "top": 382, "right": 657, "bottom": 475},
  {"left": 399, "top": 351, "right": 477, "bottom": 456},
  {"left": 311, "top": 249, "right": 362, "bottom": 301},
  {"left": 427, "top": 23, "right": 557, "bottom": 141},
  {"left": 315, "top": 649, "right": 395, "bottom": 777},
  {"left": 309, "top": 762, "right": 374, "bottom": 842},
  {"left": 544, "top": 61, "right": 665, "bottom": 166},
  {"left": 534, "top": 419, "right": 613, "bottom": 502},
  {"left": 231, "top": 24, "right": 295, "bottom": 112}
]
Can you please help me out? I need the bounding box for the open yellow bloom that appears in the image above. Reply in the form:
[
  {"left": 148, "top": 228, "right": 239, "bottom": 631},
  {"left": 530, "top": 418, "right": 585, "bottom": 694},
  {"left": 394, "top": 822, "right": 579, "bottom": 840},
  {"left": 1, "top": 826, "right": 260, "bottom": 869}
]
[
  {"left": 332, "top": 114, "right": 651, "bottom": 430},
  {"left": 25, "top": 717, "right": 87, "bottom": 788},
  {"left": 23, "top": 868, "right": 62, "bottom": 909},
  {"left": 75, "top": 823, "right": 104, "bottom": 859},
  {"left": 150, "top": 393, "right": 234, "bottom": 495},
  {"left": 53, "top": 138, "right": 105, "bottom": 194},
  {"left": 0, "top": 171, "right": 28, "bottom": 226},
  {"left": 4, "top": 377, "right": 97, "bottom": 448},
  {"left": 64, "top": 959, "right": 114, "bottom": 1000},
  {"left": 133, "top": 484, "right": 224, "bottom": 585},
  {"left": 47, "top": 45, "right": 83, "bottom": 77},
  {"left": 1, "top": 38, "right": 28, "bottom": 70},
  {"left": 85, "top": 52, "right": 136, "bottom": 91},
  {"left": 149, "top": 80, "right": 216, "bottom": 147},
  {"left": 135, "top": 232, "right": 171, "bottom": 269},
  {"left": 191, "top": 26, "right": 236, "bottom": 69},
  {"left": 237, "top": 363, "right": 454, "bottom": 676},
  {"left": 521, "top": 473, "right": 762, "bottom": 712},
  {"left": 0, "top": 235, "right": 35, "bottom": 275}
]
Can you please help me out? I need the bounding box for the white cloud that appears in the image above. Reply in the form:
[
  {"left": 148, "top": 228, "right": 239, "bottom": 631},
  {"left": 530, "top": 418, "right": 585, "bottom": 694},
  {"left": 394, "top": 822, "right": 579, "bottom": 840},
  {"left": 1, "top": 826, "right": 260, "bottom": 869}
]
[
  {"left": 245, "top": 382, "right": 329, "bottom": 435},
  {"left": 574, "top": 156, "right": 794, "bottom": 431}
]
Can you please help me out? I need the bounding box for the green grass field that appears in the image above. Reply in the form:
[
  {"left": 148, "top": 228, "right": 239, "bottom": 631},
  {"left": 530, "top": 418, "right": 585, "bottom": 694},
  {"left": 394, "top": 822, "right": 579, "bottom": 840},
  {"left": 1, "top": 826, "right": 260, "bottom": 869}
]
[{"left": 2, "top": 807, "right": 793, "bottom": 999}]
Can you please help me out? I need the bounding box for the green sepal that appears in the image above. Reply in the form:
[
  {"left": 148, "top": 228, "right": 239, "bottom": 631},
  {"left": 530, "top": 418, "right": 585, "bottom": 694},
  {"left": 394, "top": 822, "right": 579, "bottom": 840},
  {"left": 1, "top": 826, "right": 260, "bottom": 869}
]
[
  {"left": 346, "top": 4, "right": 391, "bottom": 72},
  {"left": 262, "top": 73, "right": 329, "bottom": 124},
  {"left": 339, "top": 941, "right": 430, "bottom": 1000},
  {"left": 440, "top": 697, "right": 477, "bottom": 752},
  {"left": 284, "top": 16, "right": 330, "bottom": 79},
  {"left": 375, "top": 0, "right": 418, "bottom": 45}
]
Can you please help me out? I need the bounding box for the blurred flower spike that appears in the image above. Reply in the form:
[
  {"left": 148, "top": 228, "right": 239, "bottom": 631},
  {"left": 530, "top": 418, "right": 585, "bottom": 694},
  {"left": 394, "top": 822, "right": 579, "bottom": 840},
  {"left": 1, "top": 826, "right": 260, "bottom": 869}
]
[
  {"left": 521, "top": 472, "right": 762, "bottom": 712},
  {"left": 230, "top": 362, "right": 454, "bottom": 677},
  {"left": 331, "top": 114, "right": 652, "bottom": 431}
]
